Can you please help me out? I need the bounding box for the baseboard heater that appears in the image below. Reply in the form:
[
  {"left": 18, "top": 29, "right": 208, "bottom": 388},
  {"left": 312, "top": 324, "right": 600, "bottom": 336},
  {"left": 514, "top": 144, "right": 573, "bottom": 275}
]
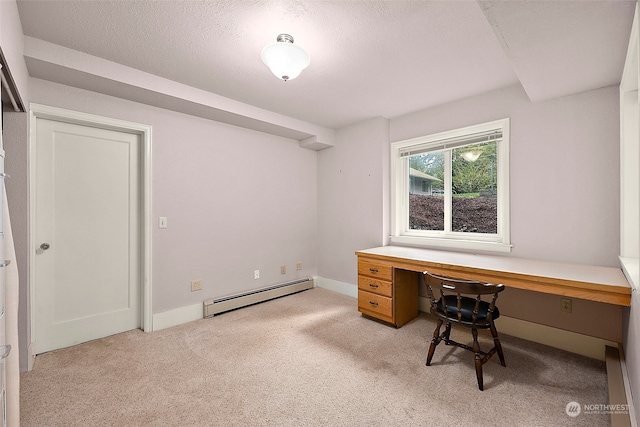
[{"left": 203, "top": 277, "right": 314, "bottom": 317}]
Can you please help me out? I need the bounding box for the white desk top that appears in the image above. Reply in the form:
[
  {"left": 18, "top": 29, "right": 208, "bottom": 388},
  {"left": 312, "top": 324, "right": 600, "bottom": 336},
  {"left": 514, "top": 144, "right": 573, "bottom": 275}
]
[{"left": 357, "top": 246, "right": 631, "bottom": 290}]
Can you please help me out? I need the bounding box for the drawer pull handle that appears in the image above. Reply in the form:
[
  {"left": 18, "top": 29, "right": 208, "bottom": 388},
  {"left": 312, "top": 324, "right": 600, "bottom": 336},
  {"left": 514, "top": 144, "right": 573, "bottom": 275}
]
[
  {"left": 369, "top": 301, "right": 379, "bottom": 307},
  {"left": 369, "top": 283, "right": 379, "bottom": 289},
  {"left": 369, "top": 268, "right": 379, "bottom": 273}
]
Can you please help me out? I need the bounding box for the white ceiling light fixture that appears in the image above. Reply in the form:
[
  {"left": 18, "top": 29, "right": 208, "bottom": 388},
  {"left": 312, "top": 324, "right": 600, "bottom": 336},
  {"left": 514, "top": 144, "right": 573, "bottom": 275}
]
[
  {"left": 462, "top": 150, "right": 481, "bottom": 162},
  {"left": 261, "top": 34, "right": 310, "bottom": 82}
]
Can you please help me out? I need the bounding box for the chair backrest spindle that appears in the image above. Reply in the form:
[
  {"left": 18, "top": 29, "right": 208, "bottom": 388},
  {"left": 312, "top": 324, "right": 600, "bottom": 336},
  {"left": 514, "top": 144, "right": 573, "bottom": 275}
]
[{"left": 419, "top": 271, "right": 505, "bottom": 327}]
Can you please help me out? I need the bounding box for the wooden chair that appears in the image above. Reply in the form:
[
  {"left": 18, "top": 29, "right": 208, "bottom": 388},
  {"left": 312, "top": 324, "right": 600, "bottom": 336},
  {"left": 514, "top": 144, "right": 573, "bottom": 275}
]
[{"left": 420, "top": 270, "right": 506, "bottom": 391}]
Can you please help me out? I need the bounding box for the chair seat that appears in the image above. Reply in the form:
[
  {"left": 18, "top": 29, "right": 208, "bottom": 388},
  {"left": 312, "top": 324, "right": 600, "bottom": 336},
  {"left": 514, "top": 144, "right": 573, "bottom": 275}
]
[{"left": 436, "top": 295, "right": 500, "bottom": 322}]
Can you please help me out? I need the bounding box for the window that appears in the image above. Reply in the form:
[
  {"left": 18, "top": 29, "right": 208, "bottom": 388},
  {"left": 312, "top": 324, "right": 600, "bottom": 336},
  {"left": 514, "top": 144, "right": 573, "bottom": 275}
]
[{"left": 390, "top": 118, "right": 511, "bottom": 253}]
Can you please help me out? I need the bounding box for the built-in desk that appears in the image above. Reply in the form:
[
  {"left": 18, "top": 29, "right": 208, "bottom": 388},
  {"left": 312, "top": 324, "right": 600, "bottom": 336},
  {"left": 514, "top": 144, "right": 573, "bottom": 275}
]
[{"left": 356, "top": 246, "right": 632, "bottom": 328}]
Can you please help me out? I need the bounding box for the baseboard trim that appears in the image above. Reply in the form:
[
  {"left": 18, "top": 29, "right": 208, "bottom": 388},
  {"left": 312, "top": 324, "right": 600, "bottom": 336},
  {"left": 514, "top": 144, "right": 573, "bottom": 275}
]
[
  {"left": 315, "top": 276, "right": 357, "bottom": 298},
  {"left": 152, "top": 303, "right": 203, "bottom": 331},
  {"left": 494, "top": 315, "right": 617, "bottom": 361},
  {"left": 605, "top": 345, "right": 633, "bottom": 427},
  {"left": 619, "top": 344, "right": 639, "bottom": 427},
  {"left": 418, "top": 294, "right": 616, "bottom": 361},
  {"left": 314, "top": 277, "right": 617, "bottom": 361},
  {"left": 27, "top": 341, "right": 35, "bottom": 371},
  {"left": 154, "top": 278, "right": 618, "bottom": 361},
  {"left": 152, "top": 278, "right": 320, "bottom": 331}
]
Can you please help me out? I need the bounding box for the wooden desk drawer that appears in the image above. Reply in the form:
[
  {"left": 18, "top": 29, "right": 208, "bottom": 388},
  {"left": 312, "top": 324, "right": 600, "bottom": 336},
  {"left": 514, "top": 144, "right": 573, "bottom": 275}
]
[
  {"left": 358, "top": 260, "right": 392, "bottom": 280},
  {"left": 358, "top": 276, "right": 392, "bottom": 297},
  {"left": 358, "top": 290, "right": 392, "bottom": 318}
]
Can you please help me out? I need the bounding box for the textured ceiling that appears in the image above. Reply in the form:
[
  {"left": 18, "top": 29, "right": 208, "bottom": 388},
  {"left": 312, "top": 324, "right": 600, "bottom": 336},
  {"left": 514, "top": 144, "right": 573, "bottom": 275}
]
[
  {"left": 15, "top": 0, "right": 636, "bottom": 131},
  {"left": 480, "top": 0, "right": 635, "bottom": 102}
]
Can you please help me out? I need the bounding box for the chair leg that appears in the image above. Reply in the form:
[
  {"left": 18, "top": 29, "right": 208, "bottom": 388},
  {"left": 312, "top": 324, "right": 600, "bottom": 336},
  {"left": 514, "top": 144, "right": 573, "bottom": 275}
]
[
  {"left": 443, "top": 322, "right": 452, "bottom": 345},
  {"left": 490, "top": 322, "right": 506, "bottom": 367},
  {"left": 472, "top": 328, "right": 483, "bottom": 391},
  {"left": 426, "top": 318, "right": 443, "bottom": 366}
]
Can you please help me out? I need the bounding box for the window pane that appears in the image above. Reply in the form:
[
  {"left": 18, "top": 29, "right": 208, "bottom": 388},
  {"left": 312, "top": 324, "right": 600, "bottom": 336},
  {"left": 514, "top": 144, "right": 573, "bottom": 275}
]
[
  {"left": 408, "top": 152, "right": 444, "bottom": 231},
  {"left": 451, "top": 142, "right": 497, "bottom": 233}
]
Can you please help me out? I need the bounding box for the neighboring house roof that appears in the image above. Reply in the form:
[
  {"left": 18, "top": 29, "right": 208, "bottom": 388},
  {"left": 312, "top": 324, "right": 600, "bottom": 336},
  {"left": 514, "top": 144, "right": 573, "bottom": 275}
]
[{"left": 409, "top": 168, "right": 441, "bottom": 182}]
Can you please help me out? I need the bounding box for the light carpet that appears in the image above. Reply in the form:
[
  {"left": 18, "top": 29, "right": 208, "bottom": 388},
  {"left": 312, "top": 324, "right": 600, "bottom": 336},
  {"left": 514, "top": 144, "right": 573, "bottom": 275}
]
[{"left": 21, "top": 287, "right": 609, "bottom": 426}]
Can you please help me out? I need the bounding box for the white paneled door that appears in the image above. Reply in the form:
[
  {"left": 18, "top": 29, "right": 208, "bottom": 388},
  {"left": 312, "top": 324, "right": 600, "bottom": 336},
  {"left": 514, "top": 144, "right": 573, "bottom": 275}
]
[{"left": 34, "top": 118, "right": 141, "bottom": 354}]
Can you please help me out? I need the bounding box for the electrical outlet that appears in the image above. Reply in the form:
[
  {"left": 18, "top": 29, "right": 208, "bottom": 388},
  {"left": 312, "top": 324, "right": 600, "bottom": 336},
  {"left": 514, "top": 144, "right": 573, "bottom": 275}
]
[
  {"left": 254, "top": 270, "right": 260, "bottom": 279},
  {"left": 191, "top": 279, "right": 202, "bottom": 292},
  {"left": 560, "top": 298, "right": 572, "bottom": 313},
  {"left": 296, "top": 262, "right": 302, "bottom": 270},
  {"left": 281, "top": 265, "right": 286, "bottom": 274}
]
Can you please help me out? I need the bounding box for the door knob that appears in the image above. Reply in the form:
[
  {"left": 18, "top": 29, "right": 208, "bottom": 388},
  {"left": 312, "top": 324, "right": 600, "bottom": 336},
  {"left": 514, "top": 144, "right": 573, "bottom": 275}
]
[{"left": 40, "top": 243, "right": 51, "bottom": 251}]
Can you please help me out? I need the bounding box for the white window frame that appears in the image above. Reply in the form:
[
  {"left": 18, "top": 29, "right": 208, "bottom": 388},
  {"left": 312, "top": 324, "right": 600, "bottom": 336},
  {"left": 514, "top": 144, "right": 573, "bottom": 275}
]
[{"left": 390, "top": 118, "right": 512, "bottom": 253}]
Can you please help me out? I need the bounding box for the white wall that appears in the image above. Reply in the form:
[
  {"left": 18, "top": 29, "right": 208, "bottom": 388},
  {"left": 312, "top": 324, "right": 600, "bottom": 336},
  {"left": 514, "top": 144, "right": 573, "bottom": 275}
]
[
  {"left": 150, "top": 109, "right": 318, "bottom": 313},
  {"left": 317, "top": 117, "right": 389, "bottom": 286},
  {"left": 318, "top": 84, "right": 620, "bottom": 284},
  {"left": 390, "top": 83, "right": 620, "bottom": 267},
  {"left": 20, "top": 78, "right": 317, "bottom": 364},
  {"left": 316, "top": 83, "right": 622, "bottom": 342}
]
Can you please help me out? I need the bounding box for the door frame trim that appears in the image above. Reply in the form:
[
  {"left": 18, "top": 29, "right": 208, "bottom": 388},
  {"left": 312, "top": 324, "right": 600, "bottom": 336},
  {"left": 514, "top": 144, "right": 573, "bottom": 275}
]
[{"left": 29, "top": 103, "right": 153, "bottom": 355}]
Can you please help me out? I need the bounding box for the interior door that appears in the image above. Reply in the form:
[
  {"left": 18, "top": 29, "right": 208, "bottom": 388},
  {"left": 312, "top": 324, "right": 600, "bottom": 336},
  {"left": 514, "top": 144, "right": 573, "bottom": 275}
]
[{"left": 34, "top": 117, "right": 141, "bottom": 354}]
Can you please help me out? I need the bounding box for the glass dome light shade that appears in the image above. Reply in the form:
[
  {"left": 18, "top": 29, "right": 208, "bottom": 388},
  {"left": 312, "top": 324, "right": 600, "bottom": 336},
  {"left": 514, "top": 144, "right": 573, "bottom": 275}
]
[
  {"left": 462, "top": 150, "right": 482, "bottom": 162},
  {"left": 261, "top": 36, "right": 310, "bottom": 81}
]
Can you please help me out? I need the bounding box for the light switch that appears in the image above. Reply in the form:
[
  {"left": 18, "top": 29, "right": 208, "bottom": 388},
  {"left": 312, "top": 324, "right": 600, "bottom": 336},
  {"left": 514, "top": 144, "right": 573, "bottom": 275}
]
[{"left": 159, "top": 217, "right": 168, "bottom": 229}]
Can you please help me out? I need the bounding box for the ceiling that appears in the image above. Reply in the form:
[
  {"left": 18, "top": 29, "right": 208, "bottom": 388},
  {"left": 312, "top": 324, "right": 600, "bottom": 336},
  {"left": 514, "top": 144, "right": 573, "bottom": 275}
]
[{"left": 14, "top": 0, "right": 636, "bottom": 136}]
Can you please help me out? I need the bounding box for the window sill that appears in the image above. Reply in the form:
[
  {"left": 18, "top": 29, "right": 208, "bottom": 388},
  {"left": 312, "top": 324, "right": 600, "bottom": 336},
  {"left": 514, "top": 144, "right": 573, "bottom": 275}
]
[
  {"left": 619, "top": 256, "right": 639, "bottom": 291},
  {"left": 389, "top": 235, "right": 513, "bottom": 254}
]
